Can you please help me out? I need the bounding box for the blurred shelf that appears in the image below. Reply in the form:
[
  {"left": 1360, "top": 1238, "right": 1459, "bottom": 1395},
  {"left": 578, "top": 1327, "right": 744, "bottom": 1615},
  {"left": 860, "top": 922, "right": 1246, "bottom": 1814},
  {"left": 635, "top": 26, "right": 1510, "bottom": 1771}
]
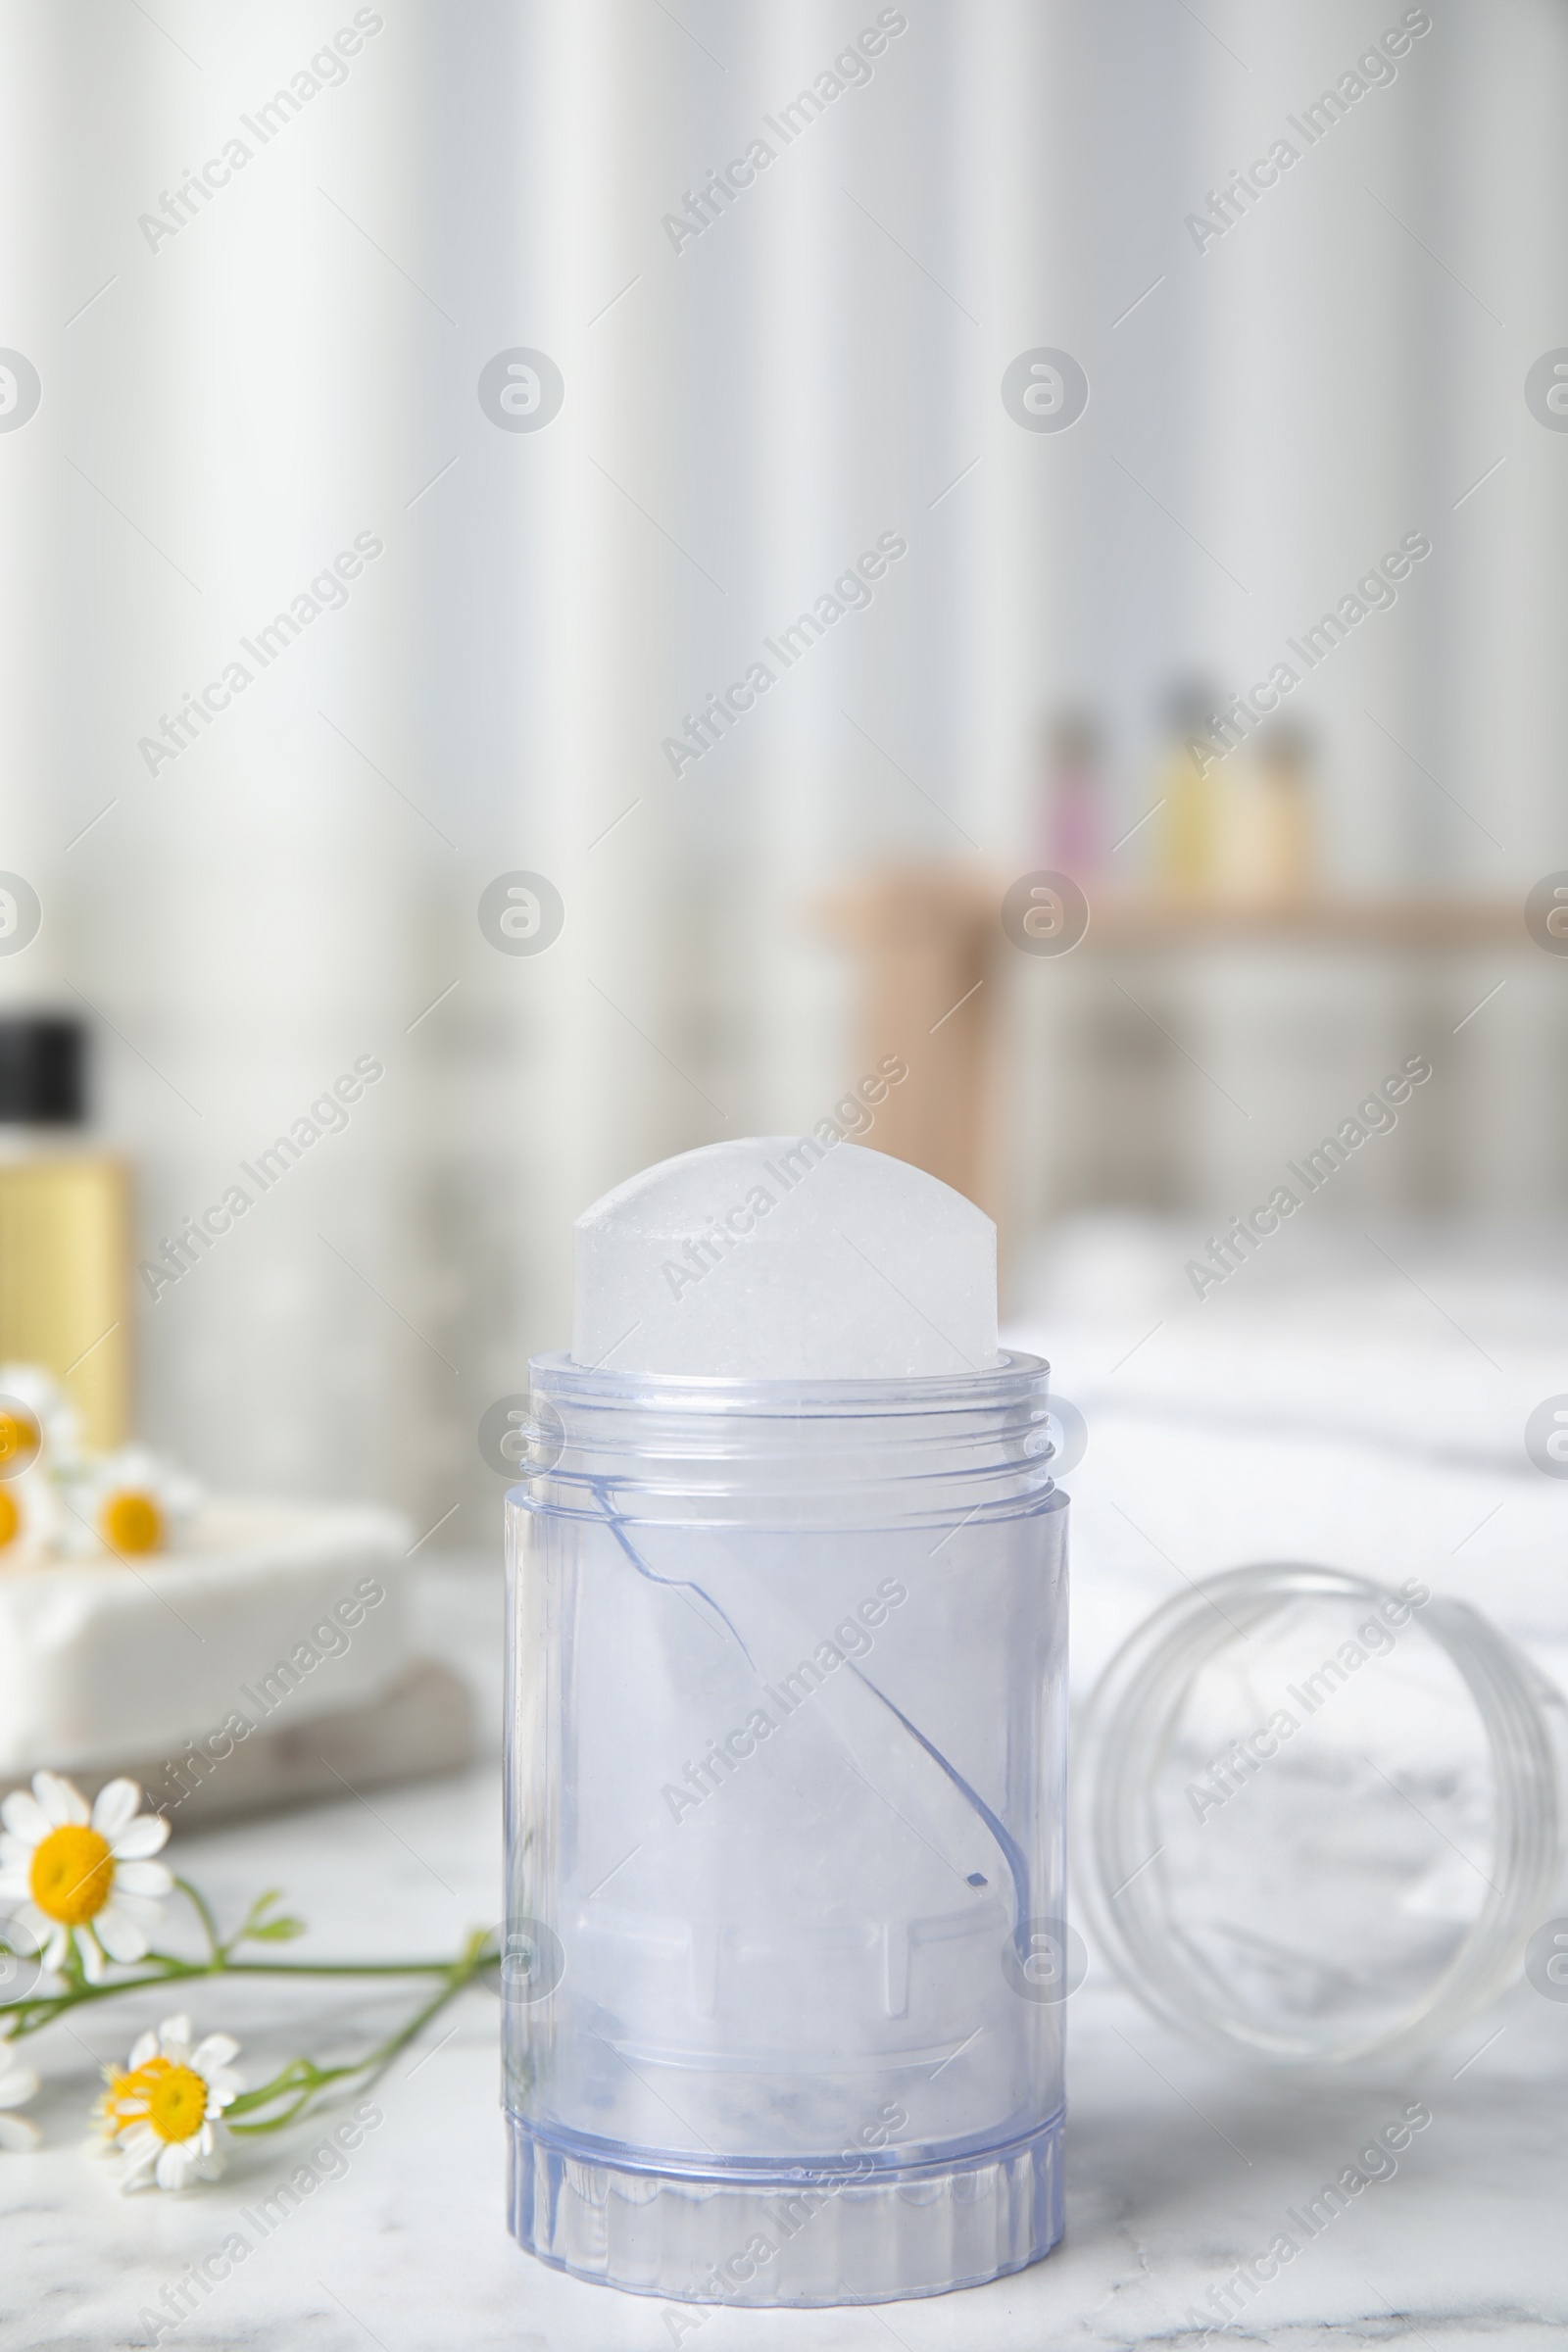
[
  {"left": 1077, "top": 891, "right": 1529, "bottom": 951},
  {"left": 821, "top": 871, "right": 1532, "bottom": 954}
]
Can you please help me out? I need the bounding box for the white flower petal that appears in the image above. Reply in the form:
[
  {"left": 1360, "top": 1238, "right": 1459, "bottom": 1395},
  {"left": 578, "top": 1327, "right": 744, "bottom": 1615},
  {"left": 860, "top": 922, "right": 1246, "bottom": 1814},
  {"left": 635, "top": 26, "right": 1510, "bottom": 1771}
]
[
  {"left": 203, "top": 2076, "right": 241, "bottom": 2111},
  {"left": 191, "top": 2034, "right": 240, "bottom": 2073},
  {"left": 157, "top": 2014, "right": 192, "bottom": 2056},
  {"left": 128, "top": 2030, "right": 160, "bottom": 2071},
  {"left": 105, "top": 1896, "right": 166, "bottom": 1939},
  {"left": 90, "top": 1780, "right": 142, "bottom": 1840},
  {"left": 109, "top": 1814, "right": 170, "bottom": 1862},
  {"left": 0, "top": 1790, "right": 48, "bottom": 1844},
  {"left": 32, "top": 1772, "right": 88, "bottom": 1828},
  {"left": 106, "top": 1443, "right": 158, "bottom": 1484},
  {"left": 0, "top": 1863, "right": 31, "bottom": 1900},
  {"left": 110, "top": 1859, "right": 172, "bottom": 1899},
  {"left": 155, "top": 2141, "right": 193, "bottom": 2190},
  {"left": 93, "top": 1906, "right": 148, "bottom": 1965},
  {"left": 40, "top": 1923, "right": 69, "bottom": 1974},
  {"left": 75, "top": 1928, "right": 106, "bottom": 1984},
  {"left": 0, "top": 2112, "right": 41, "bottom": 2152},
  {"left": 118, "top": 2128, "right": 160, "bottom": 2188},
  {"left": 0, "top": 2065, "right": 38, "bottom": 2108}
]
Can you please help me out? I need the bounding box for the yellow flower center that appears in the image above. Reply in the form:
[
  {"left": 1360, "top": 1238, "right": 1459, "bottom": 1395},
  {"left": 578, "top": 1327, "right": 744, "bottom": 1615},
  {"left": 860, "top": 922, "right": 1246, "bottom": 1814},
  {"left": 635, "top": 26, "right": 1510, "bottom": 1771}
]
[
  {"left": 0, "top": 1407, "right": 39, "bottom": 1471},
  {"left": 97, "top": 2066, "right": 141, "bottom": 2137},
  {"left": 101, "top": 1491, "right": 163, "bottom": 1554},
  {"left": 28, "top": 1823, "right": 114, "bottom": 1926},
  {"left": 0, "top": 1489, "right": 19, "bottom": 1547},
  {"left": 142, "top": 2057, "right": 209, "bottom": 2144}
]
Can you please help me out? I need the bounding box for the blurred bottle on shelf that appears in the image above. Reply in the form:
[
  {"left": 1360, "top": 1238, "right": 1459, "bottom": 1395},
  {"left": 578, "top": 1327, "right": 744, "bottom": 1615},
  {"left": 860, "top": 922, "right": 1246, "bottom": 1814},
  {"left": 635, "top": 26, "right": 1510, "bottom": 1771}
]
[
  {"left": 1155, "top": 680, "right": 1222, "bottom": 891},
  {"left": 0, "top": 1016, "right": 130, "bottom": 1447},
  {"left": 1214, "top": 716, "right": 1319, "bottom": 903},
  {"left": 1036, "top": 708, "right": 1104, "bottom": 879},
  {"left": 1250, "top": 716, "right": 1318, "bottom": 901}
]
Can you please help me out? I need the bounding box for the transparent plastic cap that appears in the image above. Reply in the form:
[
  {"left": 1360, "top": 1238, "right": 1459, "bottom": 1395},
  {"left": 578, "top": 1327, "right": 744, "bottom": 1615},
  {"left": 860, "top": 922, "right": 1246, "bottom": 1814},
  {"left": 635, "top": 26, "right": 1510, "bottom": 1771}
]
[{"left": 1074, "top": 1562, "right": 1568, "bottom": 2068}]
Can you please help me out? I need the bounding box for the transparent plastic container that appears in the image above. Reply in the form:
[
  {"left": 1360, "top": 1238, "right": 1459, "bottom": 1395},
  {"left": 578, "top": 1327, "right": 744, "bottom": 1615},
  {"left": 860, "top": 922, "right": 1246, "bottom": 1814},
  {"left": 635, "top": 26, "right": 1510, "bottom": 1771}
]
[
  {"left": 1075, "top": 1560, "right": 1568, "bottom": 2070},
  {"left": 502, "top": 1356, "right": 1568, "bottom": 2308},
  {"left": 503, "top": 1350, "right": 1067, "bottom": 2305}
]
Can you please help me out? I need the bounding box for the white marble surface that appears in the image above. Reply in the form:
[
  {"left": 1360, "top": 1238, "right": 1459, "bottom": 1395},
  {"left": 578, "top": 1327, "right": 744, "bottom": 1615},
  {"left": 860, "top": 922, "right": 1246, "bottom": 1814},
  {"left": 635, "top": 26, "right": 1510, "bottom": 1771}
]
[
  {"left": 7, "top": 1226, "right": 1568, "bottom": 2352},
  {"left": 2, "top": 1554, "right": 1562, "bottom": 2352}
]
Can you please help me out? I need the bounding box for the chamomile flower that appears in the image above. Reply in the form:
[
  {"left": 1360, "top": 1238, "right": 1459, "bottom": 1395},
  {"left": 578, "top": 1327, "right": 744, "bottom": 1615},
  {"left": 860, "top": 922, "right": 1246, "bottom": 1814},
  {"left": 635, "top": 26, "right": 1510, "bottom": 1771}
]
[
  {"left": 92, "top": 2062, "right": 141, "bottom": 2144},
  {"left": 0, "top": 1469, "right": 59, "bottom": 1568},
  {"left": 107, "top": 2014, "right": 241, "bottom": 2191},
  {"left": 59, "top": 1446, "right": 198, "bottom": 1560},
  {"left": 0, "top": 1773, "right": 172, "bottom": 1983},
  {"left": 0, "top": 1366, "right": 73, "bottom": 1566},
  {"left": 0, "top": 2043, "right": 41, "bottom": 2152},
  {"left": 0, "top": 1363, "right": 80, "bottom": 1477}
]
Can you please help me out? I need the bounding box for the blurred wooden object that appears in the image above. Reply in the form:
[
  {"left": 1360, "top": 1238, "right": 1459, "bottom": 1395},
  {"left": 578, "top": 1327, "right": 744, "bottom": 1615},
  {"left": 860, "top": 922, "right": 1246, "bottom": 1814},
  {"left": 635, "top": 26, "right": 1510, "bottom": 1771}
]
[
  {"left": 818, "top": 873, "right": 1535, "bottom": 1237},
  {"left": 818, "top": 866, "right": 1001, "bottom": 1215},
  {"left": 1078, "top": 890, "right": 1530, "bottom": 950}
]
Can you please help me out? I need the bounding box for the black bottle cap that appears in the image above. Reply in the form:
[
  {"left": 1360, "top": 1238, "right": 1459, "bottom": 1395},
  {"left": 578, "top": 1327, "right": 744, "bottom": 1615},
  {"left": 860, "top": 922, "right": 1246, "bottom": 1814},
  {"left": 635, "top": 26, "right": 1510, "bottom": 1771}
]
[{"left": 0, "top": 1015, "right": 85, "bottom": 1124}]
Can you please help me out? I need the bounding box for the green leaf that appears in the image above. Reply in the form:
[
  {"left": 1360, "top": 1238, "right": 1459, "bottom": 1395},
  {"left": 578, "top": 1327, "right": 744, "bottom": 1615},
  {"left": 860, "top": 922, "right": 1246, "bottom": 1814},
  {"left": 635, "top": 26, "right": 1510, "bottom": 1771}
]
[{"left": 231, "top": 1887, "right": 310, "bottom": 1946}]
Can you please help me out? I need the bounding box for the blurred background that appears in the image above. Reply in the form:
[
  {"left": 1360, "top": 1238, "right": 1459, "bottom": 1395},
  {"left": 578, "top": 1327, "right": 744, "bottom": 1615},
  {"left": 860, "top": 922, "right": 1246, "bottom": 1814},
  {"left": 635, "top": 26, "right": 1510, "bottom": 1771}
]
[{"left": 2, "top": 0, "right": 1566, "bottom": 1559}]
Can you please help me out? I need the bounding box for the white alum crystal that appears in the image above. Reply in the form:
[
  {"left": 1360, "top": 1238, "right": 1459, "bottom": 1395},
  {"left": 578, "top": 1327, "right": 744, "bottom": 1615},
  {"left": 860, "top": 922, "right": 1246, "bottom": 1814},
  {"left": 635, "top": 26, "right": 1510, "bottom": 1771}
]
[{"left": 572, "top": 1137, "right": 999, "bottom": 1380}]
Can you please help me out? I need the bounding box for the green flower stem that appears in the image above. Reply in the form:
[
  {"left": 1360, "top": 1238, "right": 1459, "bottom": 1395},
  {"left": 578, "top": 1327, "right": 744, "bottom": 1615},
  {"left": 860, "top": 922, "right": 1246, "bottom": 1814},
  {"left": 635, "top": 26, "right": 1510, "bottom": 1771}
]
[
  {"left": 227, "top": 1932, "right": 493, "bottom": 2136},
  {"left": 0, "top": 1876, "right": 503, "bottom": 2150},
  {"left": 0, "top": 1874, "right": 500, "bottom": 2123},
  {"left": 174, "top": 1876, "right": 223, "bottom": 1963},
  {"left": 2, "top": 1951, "right": 497, "bottom": 2037}
]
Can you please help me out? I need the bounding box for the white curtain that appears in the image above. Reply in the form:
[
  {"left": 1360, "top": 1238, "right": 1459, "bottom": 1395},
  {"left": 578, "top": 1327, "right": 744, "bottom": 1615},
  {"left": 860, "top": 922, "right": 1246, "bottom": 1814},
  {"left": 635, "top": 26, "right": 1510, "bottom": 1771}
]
[{"left": 2, "top": 0, "right": 1563, "bottom": 1523}]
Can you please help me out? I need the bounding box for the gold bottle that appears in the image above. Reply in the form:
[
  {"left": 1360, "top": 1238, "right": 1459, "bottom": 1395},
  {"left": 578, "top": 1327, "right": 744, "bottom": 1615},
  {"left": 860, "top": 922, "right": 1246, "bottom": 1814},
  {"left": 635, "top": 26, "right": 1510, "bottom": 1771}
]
[
  {"left": 1156, "top": 682, "right": 1222, "bottom": 893},
  {"left": 0, "top": 1017, "right": 130, "bottom": 1446}
]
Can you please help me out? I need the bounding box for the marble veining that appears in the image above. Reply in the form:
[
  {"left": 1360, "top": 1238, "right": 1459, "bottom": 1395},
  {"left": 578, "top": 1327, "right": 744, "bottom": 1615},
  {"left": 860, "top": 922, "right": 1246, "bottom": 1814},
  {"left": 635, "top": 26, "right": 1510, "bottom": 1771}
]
[{"left": 1, "top": 1555, "right": 1563, "bottom": 2351}]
